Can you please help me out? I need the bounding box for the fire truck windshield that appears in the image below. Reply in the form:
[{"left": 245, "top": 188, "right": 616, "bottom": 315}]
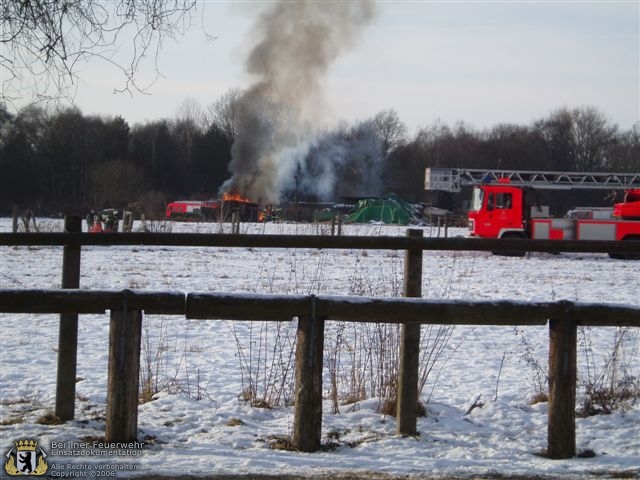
[{"left": 470, "top": 187, "right": 484, "bottom": 212}]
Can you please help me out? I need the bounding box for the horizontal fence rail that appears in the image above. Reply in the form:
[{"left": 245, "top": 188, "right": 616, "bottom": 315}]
[
  {"left": 0, "top": 288, "right": 186, "bottom": 315},
  {"left": 1, "top": 232, "right": 640, "bottom": 254},
  {"left": 2, "top": 222, "right": 639, "bottom": 460},
  {"left": 1, "top": 289, "right": 639, "bottom": 327}
]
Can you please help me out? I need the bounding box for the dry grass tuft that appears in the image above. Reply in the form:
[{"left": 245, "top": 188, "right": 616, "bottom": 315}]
[{"left": 36, "top": 411, "right": 63, "bottom": 425}]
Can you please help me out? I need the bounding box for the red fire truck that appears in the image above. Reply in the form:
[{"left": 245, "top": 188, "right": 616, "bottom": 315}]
[
  {"left": 425, "top": 168, "right": 640, "bottom": 257},
  {"left": 165, "top": 201, "right": 219, "bottom": 220},
  {"left": 165, "top": 193, "right": 259, "bottom": 222}
]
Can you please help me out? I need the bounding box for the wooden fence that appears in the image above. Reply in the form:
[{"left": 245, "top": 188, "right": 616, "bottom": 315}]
[{"left": 1, "top": 217, "right": 639, "bottom": 460}]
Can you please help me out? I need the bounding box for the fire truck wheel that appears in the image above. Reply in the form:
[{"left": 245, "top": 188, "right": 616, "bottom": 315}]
[
  {"left": 608, "top": 235, "right": 640, "bottom": 260},
  {"left": 492, "top": 232, "right": 526, "bottom": 257}
]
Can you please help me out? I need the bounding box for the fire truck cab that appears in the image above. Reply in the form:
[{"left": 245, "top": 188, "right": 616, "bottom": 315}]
[{"left": 468, "top": 180, "right": 528, "bottom": 239}]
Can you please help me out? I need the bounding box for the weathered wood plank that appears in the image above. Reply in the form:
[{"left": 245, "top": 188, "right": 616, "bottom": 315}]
[
  {"left": 397, "top": 229, "right": 423, "bottom": 436},
  {"left": 0, "top": 289, "right": 185, "bottom": 314},
  {"left": 187, "top": 292, "right": 308, "bottom": 320},
  {"left": 314, "top": 297, "right": 640, "bottom": 327},
  {"left": 105, "top": 309, "right": 143, "bottom": 443},
  {"left": 1, "top": 290, "right": 638, "bottom": 327},
  {"left": 1, "top": 232, "right": 639, "bottom": 255},
  {"left": 292, "top": 314, "right": 325, "bottom": 452},
  {"left": 55, "top": 215, "right": 82, "bottom": 421},
  {"left": 547, "top": 318, "right": 577, "bottom": 459},
  {"left": 570, "top": 303, "right": 640, "bottom": 327}
]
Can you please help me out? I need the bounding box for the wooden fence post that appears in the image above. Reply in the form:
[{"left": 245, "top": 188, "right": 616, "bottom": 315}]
[
  {"left": 12, "top": 206, "right": 18, "bottom": 233},
  {"left": 55, "top": 215, "right": 82, "bottom": 421},
  {"left": 397, "top": 228, "right": 423, "bottom": 436},
  {"left": 122, "top": 210, "right": 134, "bottom": 232},
  {"left": 547, "top": 318, "right": 577, "bottom": 459},
  {"left": 105, "top": 307, "right": 143, "bottom": 442},
  {"left": 330, "top": 212, "right": 344, "bottom": 236},
  {"left": 231, "top": 211, "right": 240, "bottom": 234},
  {"left": 292, "top": 297, "right": 325, "bottom": 452}
]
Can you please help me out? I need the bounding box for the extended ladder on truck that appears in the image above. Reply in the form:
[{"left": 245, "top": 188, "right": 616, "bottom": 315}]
[
  {"left": 424, "top": 167, "right": 640, "bottom": 258},
  {"left": 425, "top": 168, "right": 640, "bottom": 192}
]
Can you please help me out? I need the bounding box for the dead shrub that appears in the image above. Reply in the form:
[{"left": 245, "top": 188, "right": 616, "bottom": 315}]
[
  {"left": 578, "top": 326, "right": 640, "bottom": 417},
  {"left": 378, "top": 397, "right": 426, "bottom": 418}
]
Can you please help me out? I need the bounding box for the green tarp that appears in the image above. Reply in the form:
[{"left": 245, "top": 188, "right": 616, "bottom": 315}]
[{"left": 346, "top": 194, "right": 415, "bottom": 225}]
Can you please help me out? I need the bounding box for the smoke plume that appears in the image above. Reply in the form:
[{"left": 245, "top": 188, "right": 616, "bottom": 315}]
[{"left": 221, "top": 0, "right": 376, "bottom": 204}]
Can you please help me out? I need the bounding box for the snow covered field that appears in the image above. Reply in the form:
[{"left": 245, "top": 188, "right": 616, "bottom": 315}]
[{"left": 1, "top": 218, "right": 638, "bottom": 479}]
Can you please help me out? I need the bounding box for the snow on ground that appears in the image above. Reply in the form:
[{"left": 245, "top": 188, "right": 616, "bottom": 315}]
[{"left": 0, "top": 218, "right": 639, "bottom": 479}]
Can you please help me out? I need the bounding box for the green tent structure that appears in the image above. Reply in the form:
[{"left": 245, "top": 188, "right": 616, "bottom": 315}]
[{"left": 345, "top": 194, "right": 420, "bottom": 225}]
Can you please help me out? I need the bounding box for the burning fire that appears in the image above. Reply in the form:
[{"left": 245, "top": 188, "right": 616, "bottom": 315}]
[{"left": 222, "top": 190, "right": 252, "bottom": 203}]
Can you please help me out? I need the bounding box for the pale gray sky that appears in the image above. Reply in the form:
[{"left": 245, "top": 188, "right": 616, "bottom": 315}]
[{"left": 68, "top": 1, "right": 639, "bottom": 132}]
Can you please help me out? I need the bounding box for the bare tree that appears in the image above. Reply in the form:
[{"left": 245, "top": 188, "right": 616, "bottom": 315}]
[
  {"left": 206, "top": 88, "right": 241, "bottom": 144},
  {"left": 610, "top": 123, "right": 640, "bottom": 172},
  {"left": 536, "top": 106, "right": 618, "bottom": 172},
  {"left": 1, "top": 0, "right": 200, "bottom": 105},
  {"left": 571, "top": 106, "right": 618, "bottom": 172},
  {"left": 174, "top": 98, "right": 206, "bottom": 164},
  {"left": 535, "top": 108, "right": 577, "bottom": 171},
  {"left": 172, "top": 98, "right": 205, "bottom": 191},
  {"left": 372, "top": 109, "right": 407, "bottom": 158},
  {"left": 176, "top": 98, "right": 207, "bottom": 131}
]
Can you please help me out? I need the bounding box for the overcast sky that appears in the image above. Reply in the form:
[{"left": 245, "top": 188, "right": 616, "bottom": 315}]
[{"left": 68, "top": 1, "right": 639, "bottom": 133}]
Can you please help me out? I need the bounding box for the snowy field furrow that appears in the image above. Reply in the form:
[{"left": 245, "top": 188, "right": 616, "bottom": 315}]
[{"left": 1, "top": 219, "right": 638, "bottom": 479}]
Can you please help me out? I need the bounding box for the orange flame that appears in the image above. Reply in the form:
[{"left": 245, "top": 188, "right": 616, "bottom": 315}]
[{"left": 222, "top": 190, "right": 252, "bottom": 203}]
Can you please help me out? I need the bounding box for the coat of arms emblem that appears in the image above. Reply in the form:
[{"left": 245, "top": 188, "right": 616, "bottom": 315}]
[{"left": 4, "top": 439, "right": 48, "bottom": 476}]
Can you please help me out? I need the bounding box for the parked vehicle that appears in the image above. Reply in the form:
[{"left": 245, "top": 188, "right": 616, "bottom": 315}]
[{"left": 425, "top": 168, "right": 640, "bottom": 258}]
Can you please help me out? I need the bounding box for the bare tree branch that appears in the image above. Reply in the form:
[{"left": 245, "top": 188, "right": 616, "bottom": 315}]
[
  {"left": 207, "top": 87, "right": 241, "bottom": 144},
  {"left": 1, "top": 0, "right": 200, "bottom": 106}
]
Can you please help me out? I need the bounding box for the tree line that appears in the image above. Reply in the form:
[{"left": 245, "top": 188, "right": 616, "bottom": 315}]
[{"left": 1, "top": 99, "right": 638, "bottom": 218}]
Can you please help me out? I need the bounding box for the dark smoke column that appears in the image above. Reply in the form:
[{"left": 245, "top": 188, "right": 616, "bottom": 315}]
[{"left": 221, "top": 0, "right": 376, "bottom": 205}]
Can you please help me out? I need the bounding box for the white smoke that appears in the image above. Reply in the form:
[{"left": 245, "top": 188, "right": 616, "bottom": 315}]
[{"left": 299, "top": 122, "right": 384, "bottom": 201}]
